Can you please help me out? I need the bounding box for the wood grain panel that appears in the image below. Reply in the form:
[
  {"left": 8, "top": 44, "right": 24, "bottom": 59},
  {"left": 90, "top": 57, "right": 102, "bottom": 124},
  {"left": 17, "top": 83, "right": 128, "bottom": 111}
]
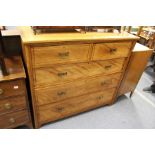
[
  {"left": 0, "top": 96, "right": 27, "bottom": 115},
  {"left": 35, "top": 73, "right": 121, "bottom": 105},
  {"left": 93, "top": 42, "right": 132, "bottom": 61},
  {"left": 0, "top": 110, "right": 29, "bottom": 129},
  {"left": 0, "top": 80, "right": 25, "bottom": 99},
  {"left": 38, "top": 88, "right": 116, "bottom": 125},
  {"left": 118, "top": 50, "right": 153, "bottom": 96},
  {"left": 34, "top": 58, "right": 125, "bottom": 87},
  {"left": 33, "top": 44, "right": 90, "bottom": 67}
]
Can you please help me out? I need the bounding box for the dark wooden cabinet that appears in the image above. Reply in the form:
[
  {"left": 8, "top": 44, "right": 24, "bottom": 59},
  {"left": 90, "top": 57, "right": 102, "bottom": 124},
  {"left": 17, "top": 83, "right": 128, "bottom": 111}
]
[{"left": 0, "top": 57, "right": 32, "bottom": 128}]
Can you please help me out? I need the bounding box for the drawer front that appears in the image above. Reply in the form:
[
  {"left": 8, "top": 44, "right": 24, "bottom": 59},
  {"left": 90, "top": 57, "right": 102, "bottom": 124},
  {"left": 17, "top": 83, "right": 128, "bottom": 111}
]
[
  {"left": 93, "top": 42, "right": 132, "bottom": 61},
  {"left": 0, "top": 96, "right": 27, "bottom": 115},
  {"left": 33, "top": 44, "right": 90, "bottom": 67},
  {"left": 35, "top": 73, "right": 121, "bottom": 105},
  {"left": 0, "top": 110, "right": 29, "bottom": 129},
  {"left": 34, "top": 58, "right": 125, "bottom": 87},
  {"left": 38, "top": 88, "right": 116, "bottom": 124},
  {"left": 0, "top": 80, "right": 25, "bottom": 99}
]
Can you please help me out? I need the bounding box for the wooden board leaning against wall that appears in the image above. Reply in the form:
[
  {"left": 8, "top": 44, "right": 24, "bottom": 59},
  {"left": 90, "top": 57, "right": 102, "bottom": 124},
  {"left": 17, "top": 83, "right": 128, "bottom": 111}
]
[{"left": 118, "top": 43, "right": 153, "bottom": 96}]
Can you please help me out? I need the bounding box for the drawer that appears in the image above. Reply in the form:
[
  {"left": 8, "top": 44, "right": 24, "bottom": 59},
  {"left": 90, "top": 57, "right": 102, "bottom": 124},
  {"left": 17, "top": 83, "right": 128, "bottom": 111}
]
[
  {"left": 35, "top": 73, "right": 121, "bottom": 105},
  {"left": 0, "top": 96, "right": 27, "bottom": 115},
  {"left": 0, "top": 80, "right": 25, "bottom": 99},
  {"left": 34, "top": 58, "right": 125, "bottom": 87},
  {"left": 38, "top": 88, "right": 116, "bottom": 124},
  {"left": 93, "top": 42, "right": 132, "bottom": 61},
  {"left": 0, "top": 110, "right": 29, "bottom": 129},
  {"left": 32, "top": 44, "right": 90, "bottom": 67}
]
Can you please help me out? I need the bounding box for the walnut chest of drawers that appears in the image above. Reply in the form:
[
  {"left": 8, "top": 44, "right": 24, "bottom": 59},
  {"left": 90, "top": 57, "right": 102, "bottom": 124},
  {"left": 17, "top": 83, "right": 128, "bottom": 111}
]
[
  {"left": 20, "top": 27, "right": 139, "bottom": 128},
  {"left": 0, "top": 57, "right": 32, "bottom": 128}
]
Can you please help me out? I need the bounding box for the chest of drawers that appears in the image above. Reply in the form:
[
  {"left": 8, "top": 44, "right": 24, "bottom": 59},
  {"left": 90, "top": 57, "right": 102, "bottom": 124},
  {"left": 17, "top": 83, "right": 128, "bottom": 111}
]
[
  {"left": 20, "top": 27, "right": 139, "bottom": 128},
  {"left": 0, "top": 57, "right": 32, "bottom": 128}
]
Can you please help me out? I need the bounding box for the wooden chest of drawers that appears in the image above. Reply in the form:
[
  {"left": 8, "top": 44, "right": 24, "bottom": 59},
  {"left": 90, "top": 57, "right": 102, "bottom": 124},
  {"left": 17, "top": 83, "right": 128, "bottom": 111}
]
[
  {"left": 20, "top": 27, "right": 139, "bottom": 128},
  {"left": 0, "top": 57, "right": 32, "bottom": 128}
]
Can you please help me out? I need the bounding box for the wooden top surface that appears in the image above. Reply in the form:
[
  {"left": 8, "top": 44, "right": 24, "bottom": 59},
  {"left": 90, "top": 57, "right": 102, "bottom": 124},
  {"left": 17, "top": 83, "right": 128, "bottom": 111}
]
[
  {"left": 1, "top": 29, "right": 21, "bottom": 36},
  {"left": 0, "top": 57, "right": 26, "bottom": 82},
  {"left": 133, "top": 43, "right": 153, "bottom": 52},
  {"left": 17, "top": 27, "right": 139, "bottom": 44}
]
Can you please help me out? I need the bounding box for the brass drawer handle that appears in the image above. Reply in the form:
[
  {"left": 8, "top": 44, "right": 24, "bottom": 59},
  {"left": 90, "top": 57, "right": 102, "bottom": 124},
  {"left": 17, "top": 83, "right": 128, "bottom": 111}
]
[
  {"left": 110, "top": 48, "right": 117, "bottom": 53},
  {"left": 58, "top": 52, "right": 69, "bottom": 57},
  {"left": 57, "top": 91, "right": 66, "bottom": 96},
  {"left": 97, "top": 95, "right": 104, "bottom": 100},
  {"left": 9, "top": 118, "right": 16, "bottom": 123},
  {"left": 0, "top": 88, "right": 4, "bottom": 95},
  {"left": 101, "top": 80, "right": 112, "bottom": 86},
  {"left": 4, "top": 103, "right": 13, "bottom": 110},
  {"left": 56, "top": 107, "right": 64, "bottom": 112},
  {"left": 57, "top": 72, "right": 67, "bottom": 77},
  {"left": 105, "top": 65, "right": 112, "bottom": 70}
]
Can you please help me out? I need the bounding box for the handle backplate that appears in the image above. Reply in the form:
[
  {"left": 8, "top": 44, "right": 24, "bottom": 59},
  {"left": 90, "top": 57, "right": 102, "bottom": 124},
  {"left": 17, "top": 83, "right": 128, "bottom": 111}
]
[
  {"left": 105, "top": 65, "right": 112, "bottom": 70},
  {"left": 57, "top": 91, "right": 66, "bottom": 96},
  {"left": 57, "top": 72, "right": 68, "bottom": 77},
  {"left": 4, "top": 103, "right": 12, "bottom": 110},
  {"left": 58, "top": 52, "right": 69, "bottom": 57},
  {"left": 0, "top": 89, "right": 4, "bottom": 95},
  {"left": 9, "top": 118, "right": 16, "bottom": 123},
  {"left": 110, "top": 48, "right": 117, "bottom": 53}
]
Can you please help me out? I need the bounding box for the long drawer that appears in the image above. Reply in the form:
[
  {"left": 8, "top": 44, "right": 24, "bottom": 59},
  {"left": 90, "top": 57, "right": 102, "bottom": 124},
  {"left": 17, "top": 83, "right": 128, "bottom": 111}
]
[
  {"left": 93, "top": 42, "right": 132, "bottom": 61},
  {"left": 34, "top": 58, "right": 125, "bottom": 87},
  {"left": 0, "top": 110, "right": 29, "bottom": 129},
  {"left": 35, "top": 73, "right": 121, "bottom": 106},
  {"left": 32, "top": 44, "right": 90, "bottom": 67},
  {"left": 0, "top": 96, "right": 27, "bottom": 115},
  {"left": 0, "top": 80, "right": 25, "bottom": 99},
  {"left": 38, "top": 88, "right": 116, "bottom": 124}
]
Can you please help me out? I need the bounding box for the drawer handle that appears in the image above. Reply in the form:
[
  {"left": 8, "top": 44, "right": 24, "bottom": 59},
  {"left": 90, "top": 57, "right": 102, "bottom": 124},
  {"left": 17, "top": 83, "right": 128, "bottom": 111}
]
[
  {"left": 56, "top": 107, "right": 64, "bottom": 112},
  {"left": 110, "top": 48, "right": 117, "bottom": 53},
  {"left": 58, "top": 52, "right": 69, "bottom": 57},
  {"left": 105, "top": 65, "right": 112, "bottom": 70},
  {"left": 57, "top": 72, "right": 68, "bottom": 77},
  {"left": 9, "top": 118, "right": 16, "bottom": 124},
  {"left": 101, "top": 80, "right": 112, "bottom": 86},
  {"left": 4, "top": 103, "right": 12, "bottom": 110},
  {"left": 97, "top": 95, "right": 104, "bottom": 100},
  {"left": 57, "top": 91, "right": 66, "bottom": 96},
  {"left": 0, "top": 88, "right": 4, "bottom": 95}
]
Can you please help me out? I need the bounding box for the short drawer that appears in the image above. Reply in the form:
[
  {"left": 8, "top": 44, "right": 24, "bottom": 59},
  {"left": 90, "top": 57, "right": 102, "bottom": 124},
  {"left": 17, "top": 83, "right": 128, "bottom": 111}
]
[
  {"left": 35, "top": 73, "right": 121, "bottom": 105},
  {"left": 92, "top": 42, "right": 132, "bottom": 61},
  {"left": 0, "top": 110, "right": 29, "bottom": 129},
  {"left": 38, "top": 88, "right": 116, "bottom": 124},
  {"left": 0, "top": 80, "right": 25, "bottom": 99},
  {"left": 34, "top": 58, "right": 125, "bottom": 87},
  {"left": 0, "top": 96, "right": 27, "bottom": 115},
  {"left": 32, "top": 44, "right": 90, "bottom": 67}
]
